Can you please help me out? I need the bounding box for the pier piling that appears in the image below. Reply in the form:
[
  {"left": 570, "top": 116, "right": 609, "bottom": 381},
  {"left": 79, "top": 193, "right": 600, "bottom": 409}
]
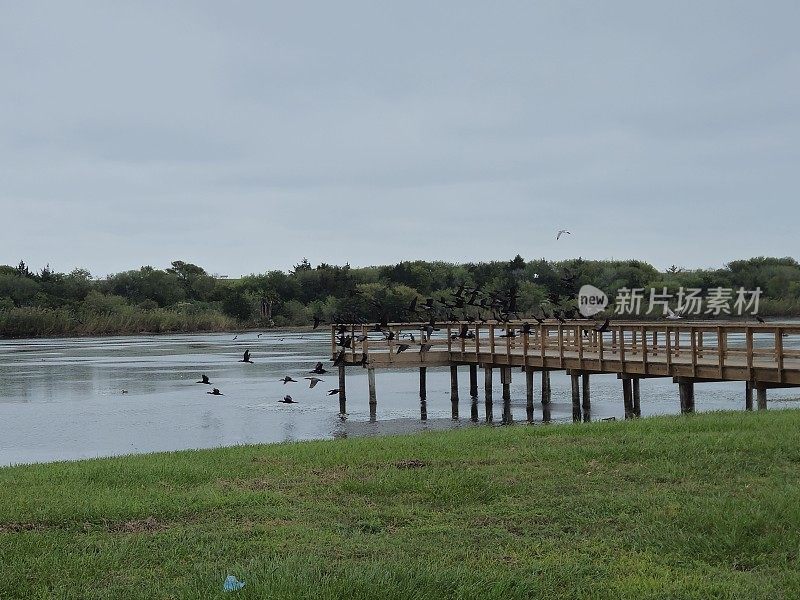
[
  {"left": 450, "top": 365, "right": 459, "bottom": 420},
  {"left": 756, "top": 385, "right": 767, "bottom": 410},
  {"left": 338, "top": 365, "right": 347, "bottom": 416},
  {"left": 484, "top": 366, "right": 494, "bottom": 423},
  {"left": 571, "top": 372, "right": 581, "bottom": 422},
  {"left": 501, "top": 367, "right": 512, "bottom": 423},
  {"left": 419, "top": 367, "right": 428, "bottom": 421},
  {"left": 581, "top": 372, "right": 591, "bottom": 421},
  {"left": 367, "top": 367, "right": 377, "bottom": 422},
  {"left": 525, "top": 368, "right": 534, "bottom": 423}
]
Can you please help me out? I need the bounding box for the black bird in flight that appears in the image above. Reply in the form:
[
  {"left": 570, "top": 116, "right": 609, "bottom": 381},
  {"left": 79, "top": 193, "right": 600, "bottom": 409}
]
[
  {"left": 305, "top": 377, "right": 323, "bottom": 388},
  {"left": 310, "top": 362, "right": 328, "bottom": 374},
  {"left": 280, "top": 395, "right": 297, "bottom": 404},
  {"left": 396, "top": 344, "right": 410, "bottom": 354},
  {"left": 281, "top": 376, "right": 298, "bottom": 384},
  {"left": 239, "top": 350, "right": 253, "bottom": 363},
  {"left": 207, "top": 388, "right": 224, "bottom": 396},
  {"left": 327, "top": 388, "right": 340, "bottom": 396},
  {"left": 196, "top": 374, "right": 211, "bottom": 385}
]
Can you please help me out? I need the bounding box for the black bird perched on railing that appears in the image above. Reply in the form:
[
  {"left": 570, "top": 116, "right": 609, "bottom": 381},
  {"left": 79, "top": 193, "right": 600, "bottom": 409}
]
[
  {"left": 521, "top": 322, "right": 533, "bottom": 335},
  {"left": 333, "top": 350, "right": 346, "bottom": 366},
  {"left": 420, "top": 343, "right": 432, "bottom": 353},
  {"left": 555, "top": 313, "right": 567, "bottom": 324},
  {"left": 196, "top": 374, "right": 211, "bottom": 385},
  {"left": 458, "top": 324, "right": 469, "bottom": 338},
  {"left": 594, "top": 317, "right": 610, "bottom": 332},
  {"left": 310, "top": 362, "right": 328, "bottom": 375},
  {"left": 312, "top": 316, "right": 323, "bottom": 329},
  {"left": 239, "top": 350, "right": 254, "bottom": 363}
]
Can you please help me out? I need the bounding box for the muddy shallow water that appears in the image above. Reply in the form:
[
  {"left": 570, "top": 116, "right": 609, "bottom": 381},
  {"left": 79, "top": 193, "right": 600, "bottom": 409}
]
[{"left": 1, "top": 331, "right": 797, "bottom": 466}]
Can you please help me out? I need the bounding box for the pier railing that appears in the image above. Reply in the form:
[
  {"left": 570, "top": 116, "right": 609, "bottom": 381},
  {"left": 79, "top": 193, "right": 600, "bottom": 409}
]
[{"left": 331, "top": 321, "right": 800, "bottom": 385}]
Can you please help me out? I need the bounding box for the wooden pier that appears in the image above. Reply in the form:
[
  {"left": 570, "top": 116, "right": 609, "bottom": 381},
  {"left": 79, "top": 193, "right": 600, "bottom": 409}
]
[{"left": 331, "top": 321, "right": 800, "bottom": 422}]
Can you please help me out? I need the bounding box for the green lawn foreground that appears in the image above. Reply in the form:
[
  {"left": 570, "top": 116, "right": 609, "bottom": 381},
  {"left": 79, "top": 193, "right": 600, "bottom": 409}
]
[{"left": 1, "top": 411, "right": 798, "bottom": 599}]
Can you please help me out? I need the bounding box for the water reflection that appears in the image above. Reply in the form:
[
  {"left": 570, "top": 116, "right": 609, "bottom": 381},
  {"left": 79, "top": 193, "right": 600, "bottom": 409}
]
[{"left": 0, "top": 331, "right": 798, "bottom": 466}]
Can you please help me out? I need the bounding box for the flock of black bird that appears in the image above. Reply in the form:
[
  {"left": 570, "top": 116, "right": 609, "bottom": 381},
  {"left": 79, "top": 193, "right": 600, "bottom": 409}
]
[
  {"left": 195, "top": 354, "right": 339, "bottom": 405},
  {"left": 321, "top": 278, "right": 615, "bottom": 365}
]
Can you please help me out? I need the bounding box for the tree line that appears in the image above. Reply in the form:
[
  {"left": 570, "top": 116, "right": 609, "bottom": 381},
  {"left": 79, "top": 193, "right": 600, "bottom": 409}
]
[{"left": 0, "top": 256, "right": 799, "bottom": 337}]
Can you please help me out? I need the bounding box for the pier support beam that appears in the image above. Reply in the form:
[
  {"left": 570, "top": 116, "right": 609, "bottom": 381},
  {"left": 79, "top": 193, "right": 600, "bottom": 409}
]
[
  {"left": 419, "top": 367, "right": 427, "bottom": 421},
  {"left": 581, "top": 372, "right": 591, "bottom": 421},
  {"left": 745, "top": 381, "right": 753, "bottom": 411},
  {"left": 501, "top": 367, "right": 512, "bottom": 424},
  {"left": 525, "top": 368, "right": 535, "bottom": 423},
  {"left": 678, "top": 380, "right": 695, "bottom": 414},
  {"left": 469, "top": 365, "right": 479, "bottom": 422},
  {"left": 632, "top": 378, "right": 641, "bottom": 418},
  {"left": 367, "top": 367, "right": 377, "bottom": 422},
  {"left": 338, "top": 365, "right": 347, "bottom": 416},
  {"left": 541, "top": 371, "right": 551, "bottom": 405},
  {"left": 469, "top": 365, "right": 478, "bottom": 398},
  {"left": 484, "top": 366, "right": 494, "bottom": 423},
  {"left": 756, "top": 385, "right": 767, "bottom": 410},
  {"left": 622, "top": 378, "right": 634, "bottom": 419},
  {"left": 450, "top": 365, "right": 459, "bottom": 420},
  {"left": 571, "top": 372, "right": 582, "bottom": 422}
]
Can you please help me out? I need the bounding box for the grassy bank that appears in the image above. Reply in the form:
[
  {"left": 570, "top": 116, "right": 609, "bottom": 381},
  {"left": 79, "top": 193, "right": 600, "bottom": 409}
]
[{"left": 1, "top": 411, "right": 799, "bottom": 599}]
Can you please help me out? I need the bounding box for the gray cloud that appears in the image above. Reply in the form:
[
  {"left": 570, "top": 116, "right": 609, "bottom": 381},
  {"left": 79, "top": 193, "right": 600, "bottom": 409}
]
[{"left": 1, "top": 1, "right": 798, "bottom": 276}]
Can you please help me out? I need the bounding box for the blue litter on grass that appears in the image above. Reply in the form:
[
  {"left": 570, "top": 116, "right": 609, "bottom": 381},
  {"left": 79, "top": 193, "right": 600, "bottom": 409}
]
[{"left": 223, "top": 575, "right": 245, "bottom": 591}]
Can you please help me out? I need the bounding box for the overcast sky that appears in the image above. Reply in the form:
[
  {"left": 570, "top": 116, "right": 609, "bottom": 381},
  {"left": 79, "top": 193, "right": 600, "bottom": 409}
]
[{"left": 1, "top": 1, "right": 798, "bottom": 277}]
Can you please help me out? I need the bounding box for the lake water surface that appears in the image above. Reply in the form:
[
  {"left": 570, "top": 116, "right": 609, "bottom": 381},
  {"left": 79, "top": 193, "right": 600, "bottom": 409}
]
[{"left": 1, "top": 331, "right": 798, "bottom": 466}]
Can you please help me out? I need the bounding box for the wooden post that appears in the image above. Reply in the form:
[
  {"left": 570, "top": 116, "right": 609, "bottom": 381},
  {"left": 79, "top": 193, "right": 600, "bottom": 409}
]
[
  {"left": 367, "top": 367, "right": 377, "bottom": 422},
  {"left": 501, "top": 367, "right": 512, "bottom": 424},
  {"left": 745, "top": 381, "right": 753, "bottom": 411},
  {"left": 419, "top": 367, "right": 427, "bottom": 421},
  {"left": 450, "top": 365, "right": 459, "bottom": 420},
  {"left": 756, "top": 385, "right": 767, "bottom": 410},
  {"left": 469, "top": 364, "right": 478, "bottom": 397},
  {"left": 484, "top": 366, "right": 494, "bottom": 423},
  {"left": 622, "top": 378, "right": 633, "bottom": 419},
  {"left": 525, "top": 368, "right": 534, "bottom": 423},
  {"left": 541, "top": 370, "right": 551, "bottom": 405},
  {"left": 469, "top": 364, "right": 479, "bottom": 422},
  {"left": 570, "top": 371, "right": 582, "bottom": 422},
  {"left": 581, "top": 372, "right": 591, "bottom": 421},
  {"left": 338, "top": 365, "right": 347, "bottom": 415},
  {"left": 679, "top": 380, "right": 695, "bottom": 414},
  {"left": 632, "top": 377, "right": 641, "bottom": 417}
]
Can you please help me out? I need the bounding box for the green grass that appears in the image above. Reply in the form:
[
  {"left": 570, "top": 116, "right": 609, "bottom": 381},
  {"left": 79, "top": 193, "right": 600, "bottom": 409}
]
[{"left": 1, "top": 411, "right": 799, "bottom": 599}]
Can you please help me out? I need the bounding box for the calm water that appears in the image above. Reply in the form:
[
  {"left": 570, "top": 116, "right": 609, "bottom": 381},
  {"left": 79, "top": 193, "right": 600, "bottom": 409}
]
[{"left": 1, "top": 331, "right": 798, "bottom": 466}]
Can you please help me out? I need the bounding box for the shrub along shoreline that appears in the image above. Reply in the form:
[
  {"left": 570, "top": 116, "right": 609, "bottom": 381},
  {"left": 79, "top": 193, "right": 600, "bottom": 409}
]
[
  {"left": 0, "top": 410, "right": 798, "bottom": 598},
  {"left": 3, "top": 255, "right": 800, "bottom": 338}
]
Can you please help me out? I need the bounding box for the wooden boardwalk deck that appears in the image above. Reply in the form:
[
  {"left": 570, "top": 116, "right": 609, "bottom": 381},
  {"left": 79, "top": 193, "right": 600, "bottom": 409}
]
[{"left": 331, "top": 321, "right": 800, "bottom": 421}]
